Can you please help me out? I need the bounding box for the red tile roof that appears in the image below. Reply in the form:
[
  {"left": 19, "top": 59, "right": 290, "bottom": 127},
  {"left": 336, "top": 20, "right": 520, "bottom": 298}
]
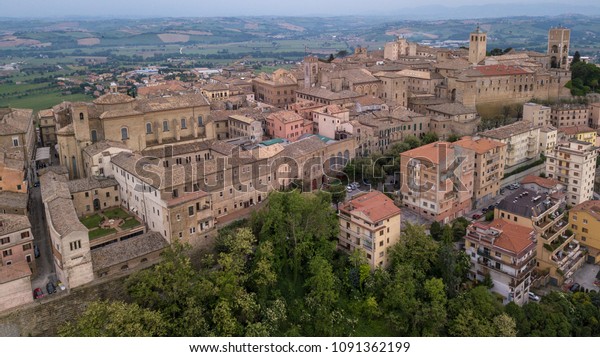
[
  {"left": 340, "top": 191, "right": 401, "bottom": 223},
  {"left": 521, "top": 175, "right": 561, "bottom": 189},
  {"left": 473, "top": 65, "right": 530, "bottom": 77},
  {"left": 484, "top": 219, "right": 535, "bottom": 255}
]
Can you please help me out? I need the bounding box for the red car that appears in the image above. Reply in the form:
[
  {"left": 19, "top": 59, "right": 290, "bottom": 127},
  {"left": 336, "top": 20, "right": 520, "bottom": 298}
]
[
  {"left": 33, "top": 288, "right": 44, "bottom": 299},
  {"left": 472, "top": 213, "right": 482, "bottom": 220}
]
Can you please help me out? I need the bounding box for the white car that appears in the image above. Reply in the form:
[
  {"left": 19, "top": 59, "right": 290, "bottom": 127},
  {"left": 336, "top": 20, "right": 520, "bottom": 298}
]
[
  {"left": 528, "top": 292, "right": 541, "bottom": 301},
  {"left": 346, "top": 186, "right": 353, "bottom": 192}
]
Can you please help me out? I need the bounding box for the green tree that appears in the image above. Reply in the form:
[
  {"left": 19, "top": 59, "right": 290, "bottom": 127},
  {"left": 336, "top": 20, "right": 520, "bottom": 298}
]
[
  {"left": 429, "top": 221, "right": 443, "bottom": 241},
  {"left": 421, "top": 132, "right": 439, "bottom": 144},
  {"left": 572, "top": 51, "right": 581, "bottom": 64},
  {"left": 485, "top": 210, "right": 494, "bottom": 221},
  {"left": 59, "top": 301, "right": 167, "bottom": 337},
  {"left": 325, "top": 182, "right": 347, "bottom": 209},
  {"left": 389, "top": 223, "right": 439, "bottom": 276}
]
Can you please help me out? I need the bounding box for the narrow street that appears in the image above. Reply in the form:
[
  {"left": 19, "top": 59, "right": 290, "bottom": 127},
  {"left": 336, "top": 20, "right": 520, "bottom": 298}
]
[{"left": 28, "top": 186, "right": 57, "bottom": 292}]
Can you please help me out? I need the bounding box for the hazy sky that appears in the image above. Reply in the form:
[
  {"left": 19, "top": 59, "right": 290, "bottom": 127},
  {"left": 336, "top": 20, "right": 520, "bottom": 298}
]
[{"left": 2, "top": 0, "right": 598, "bottom": 18}]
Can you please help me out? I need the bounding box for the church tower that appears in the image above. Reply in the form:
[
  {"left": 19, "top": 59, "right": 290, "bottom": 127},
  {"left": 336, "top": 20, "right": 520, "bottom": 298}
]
[
  {"left": 468, "top": 25, "right": 487, "bottom": 65},
  {"left": 548, "top": 27, "right": 570, "bottom": 70},
  {"left": 303, "top": 56, "right": 319, "bottom": 89}
]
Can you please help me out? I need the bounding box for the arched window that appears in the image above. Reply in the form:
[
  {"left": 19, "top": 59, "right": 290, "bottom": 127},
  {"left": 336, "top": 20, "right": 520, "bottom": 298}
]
[
  {"left": 181, "top": 118, "right": 187, "bottom": 129},
  {"left": 146, "top": 122, "right": 152, "bottom": 134},
  {"left": 121, "top": 127, "right": 128, "bottom": 140},
  {"left": 163, "top": 120, "right": 169, "bottom": 132},
  {"left": 79, "top": 112, "right": 84, "bottom": 120}
]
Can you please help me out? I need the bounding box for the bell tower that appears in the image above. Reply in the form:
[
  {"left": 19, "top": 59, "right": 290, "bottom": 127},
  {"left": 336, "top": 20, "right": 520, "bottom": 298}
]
[
  {"left": 468, "top": 25, "right": 487, "bottom": 65},
  {"left": 548, "top": 27, "right": 570, "bottom": 70}
]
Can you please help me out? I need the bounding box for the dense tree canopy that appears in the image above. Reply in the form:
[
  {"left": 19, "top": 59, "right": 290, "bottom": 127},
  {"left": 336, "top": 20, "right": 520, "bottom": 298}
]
[{"left": 62, "top": 193, "right": 600, "bottom": 337}]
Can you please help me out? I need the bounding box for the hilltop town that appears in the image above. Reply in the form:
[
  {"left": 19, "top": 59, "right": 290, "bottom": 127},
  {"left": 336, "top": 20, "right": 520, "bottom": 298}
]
[{"left": 2, "top": 20, "right": 600, "bottom": 337}]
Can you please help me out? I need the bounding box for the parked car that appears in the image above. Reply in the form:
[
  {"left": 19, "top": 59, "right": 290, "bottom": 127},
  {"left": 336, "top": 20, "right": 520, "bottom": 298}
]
[
  {"left": 481, "top": 208, "right": 488, "bottom": 213},
  {"left": 57, "top": 280, "right": 66, "bottom": 291},
  {"left": 472, "top": 213, "right": 482, "bottom": 220},
  {"left": 528, "top": 292, "right": 541, "bottom": 301},
  {"left": 46, "top": 281, "right": 56, "bottom": 295},
  {"left": 499, "top": 189, "right": 505, "bottom": 195},
  {"left": 488, "top": 204, "right": 495, "bottom": 211},
  {"left": 346, "top": 186, "right": 353, "bottom": 192},
  {"left": 34, "top": 245, "right": 40, "bottom": 259},
  {"left": 570, "top": 283, "right": 581, "bottom": 292},
  {"left": 33, "top": 288, "right": 44, "bottom": 299}
]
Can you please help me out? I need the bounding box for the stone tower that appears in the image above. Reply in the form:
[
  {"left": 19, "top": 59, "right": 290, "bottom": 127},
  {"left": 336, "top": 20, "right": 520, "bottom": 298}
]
[
  {"left": 468, "top": 25, "right": 487, "bottom": 65},
  {"left": 548, "top": 27, "right": 570, "bottom": 70},
  {"left": 303, "top": 56, "right": 319, "bottom": 89},
  {"left": 70, "top": 103, "right": 90, "bottom": 142}
]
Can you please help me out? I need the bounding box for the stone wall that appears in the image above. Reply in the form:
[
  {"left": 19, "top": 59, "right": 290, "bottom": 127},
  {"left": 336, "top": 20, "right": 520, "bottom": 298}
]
[{"left": 0, "top": 275, "right": 129, "bottom": 337}]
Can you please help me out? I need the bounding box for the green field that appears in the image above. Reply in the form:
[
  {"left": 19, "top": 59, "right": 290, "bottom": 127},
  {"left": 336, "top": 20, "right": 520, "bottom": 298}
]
[{"left": 0, "top": 92, "right": 91, "bottom": 112}]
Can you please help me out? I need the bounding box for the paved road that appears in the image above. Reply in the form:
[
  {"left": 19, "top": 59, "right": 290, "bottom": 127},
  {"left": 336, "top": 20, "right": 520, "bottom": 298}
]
[{"left": 28, "top": 186, "right": 57, "bottom": 292}]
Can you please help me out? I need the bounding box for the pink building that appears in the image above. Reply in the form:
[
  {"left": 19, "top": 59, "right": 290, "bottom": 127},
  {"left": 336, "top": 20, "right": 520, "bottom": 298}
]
[{"left": 266, "top": 110, "right": 313, "bottom": 142}]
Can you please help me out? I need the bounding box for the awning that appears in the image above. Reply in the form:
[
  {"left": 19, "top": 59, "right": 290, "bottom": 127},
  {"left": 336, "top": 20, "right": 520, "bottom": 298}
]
[{"left": 35, "top": 147, "right": 50, "bottom": 161}]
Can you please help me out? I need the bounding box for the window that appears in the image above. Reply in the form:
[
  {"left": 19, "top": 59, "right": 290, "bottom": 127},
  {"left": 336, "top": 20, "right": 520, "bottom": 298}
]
[
  {"left": 582, "top": 228, "right": 589, "bottom": 233},
  {"left": 91, "top": 130, "right": 97, "bottom": 142},
  {"left": 0, "top": 237, "right": 9, "bottom": 245},
  {"left": 21, "top": 231, "right": 30, "bottom": 239},
  {"left": 22, "top": 243, "right": 32, "bottom": 251},
  {"left": 181, "top": 118, "right": 187, "bottom": 129},
  {"left": 146, "top": 122, "right": 152, "bottom": 134},
  {"left": 495, "top": 252, "right": 501, "bottom": 258},
  {"left": 106, "top": 192, "right": 110, "bottom": 198},
  {"left": 16, "top": 184, "right": 21, "bottom": 191},
  {"left": 121, "top": 127, "right": 129, "bottom": 140},
  {"left": 12, "top": 137, "right": 19, "bottom": 147},
  {"left": 188, "top": 206, "right": 194, "bottom": 216},
  {"left": 189, "top": 227, "right": 196, "bottom": 234},
  {"left": 197, "top": 116, "right": 203, "bottom": 126},
  {"left": 3, "top": 249, "right": 13, "bottom": 257},
  {"left": 163, "top": 120, "right": 169, "bottom": 132},
  {"left": 69, "top": 240, "right": 81, "bottom": 251},
  {"left": 583, "top": 219, "right": 588, "bottom": 224}
]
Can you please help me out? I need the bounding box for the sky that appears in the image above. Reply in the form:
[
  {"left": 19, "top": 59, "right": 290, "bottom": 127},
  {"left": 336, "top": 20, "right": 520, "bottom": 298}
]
[{"left": 1, "top": 0, "right": 598, "bottom": 18}]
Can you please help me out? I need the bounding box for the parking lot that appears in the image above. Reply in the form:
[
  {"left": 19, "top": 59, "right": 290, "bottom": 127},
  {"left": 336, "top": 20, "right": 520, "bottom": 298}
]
[{"left": 572, "top": 263, "right": 600, "bottom": 293}]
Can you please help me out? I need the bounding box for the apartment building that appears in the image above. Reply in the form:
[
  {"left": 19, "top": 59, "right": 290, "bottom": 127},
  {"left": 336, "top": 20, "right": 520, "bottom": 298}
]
[
  {"left": 0, "top": 214, "right": 35, "bottom": 268},
  {"left": 546, "top": 140, "right": 597, "bottom": 206},
  {"left": 480, "top": 121, "right": 540, "bottom": 169},
  {"left": 0, "top": 148, "right": 27, "bottom": 193},
  {"left": 295, "top": 87, "right": 363, "bottom": 106},
  {"left": 265, "top": 110, "right": 312, "bottom": 142},
  {"left": 0, "top": 108, "right": 36, "bottom": 186},
  {"left": 454, "top": 136, "right": 507, "bottom": 208},
  {"left": 495, "top": 186, "right": 583, "bottom": 286},
  {"left": 312, "top": 105, "right": 350, "bottom": 139},
  {"left": 550, "top": 104, "right": 590, "bottom": 128},
  {"left": 557, "top": 125, "right": 597, "bottom": 145},
  {"left": 523, "top": 102, "right": 551, "bottom": 127},
  {"left": 228, "top": 115, "right": 264, "bottom": 143},
  {"left": 569, "top": 200, "right": 600, "bottom": 264},
  {"left": 338, "top": 191, "right": 401, "bottom": 269},
  {"left": 465, "top": 219, "right": 537, "bottom": 305},
  {"left": 82, "top": 140, "right": 132, "bottom": 178},
  {"left": 539, "top": 125, "right": 558, "bottom": 155},
  {"left": 400, "top": 141, "right": 475, "bottom": 223}
]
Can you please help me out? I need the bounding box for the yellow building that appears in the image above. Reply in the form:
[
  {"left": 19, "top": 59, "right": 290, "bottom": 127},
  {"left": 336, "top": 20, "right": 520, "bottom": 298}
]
[
  {"left": 338, "top": 191, "right": 401, "bottom": 269},
  {"left": 569, "top": 200, "right": 600, "bottom": 264},
  {"left": 558, "top": 125, "right": 597, "bottom": 145},
  {"left": 495, "top": 186, "right": 584, "bottom": 286}
]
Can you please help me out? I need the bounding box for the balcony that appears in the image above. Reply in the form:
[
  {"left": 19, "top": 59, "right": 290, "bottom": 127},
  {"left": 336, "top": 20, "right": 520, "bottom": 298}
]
[
  {"left": 339, "top": 225, "right": 375, "bottom": 244},
  {"left": 553, "top": 240, "right": 581, "bottom": 269},
  {"left": 541, "top": 222, "right": 568, "bottom": 245},
  {"left": 477, "top": 256, "right": 535, "bottom": 281}
]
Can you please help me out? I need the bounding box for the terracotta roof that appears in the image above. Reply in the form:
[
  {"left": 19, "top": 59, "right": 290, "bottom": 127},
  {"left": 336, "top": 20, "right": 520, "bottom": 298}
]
[
  {"left": 267, "top": 110, "right": 304, "bottom": 124},
  {"left": 453, "top": 136, "right": 506, "bottom": 154},
  {"left": 480, "top": 121, "right": 536, "bottom": 140},
  {"left": 355, "top": 96, "right": 385, "bottom": 106},
  {"left": 558, "top": 125, "right": 596, "bottom": 136},
  {"left": 295, "top": 88, "right": 362, "bottom": 101},
  {"left": 0, "top": 214, "right": 31, "bottom": 236},
  {"left": 67, "top": 177, "right": 118, "bottom": 193},
  {"left": 37, "top": 109, "right": 54, "bottom": 118},
  {"left": 469, "top": 65, "right": 531, "bottom": 77},
  {"left": 339, "top": 191, "right": 401, "bottom": 223},
  {"left": 93, "top": 93, "right": 135, "bottom": 105},
  {"left": 520, "top": 175, "right": 561, "bottom": 189},
  {"left": 91, "top": 231, "right": 168, "bottom": 271},
  {"left": 0, "top": 191, "right": 28, "bottom": 211},
  {"left": 99, "top": 109, "right": 143, "bottom": 119},
  {"left": 134, "top": 93, "right": 209, "bottom": 112},
  {"left": 83, "top": 140, "right": 130, "bottom": 157},
  {"left": 427, "top": 102, "right": 477, "bottom": 116},
  {"left": 0, "top": 109, "right": 32, "bottom": 136},
  {"left": 570, "top": 200, "right": 600, "bottom": 222},
  {"left": 0, "top": 260, "right": 31, "bottom": 284},
  {"left": 56, "top": 124, "right": 74, "bottom": 136},
  {"left": 486, "top": 219, "right": 535, "bottom": 255},
  {"left": 400, "top": 141, "right": 464, "bottom": 165}
]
